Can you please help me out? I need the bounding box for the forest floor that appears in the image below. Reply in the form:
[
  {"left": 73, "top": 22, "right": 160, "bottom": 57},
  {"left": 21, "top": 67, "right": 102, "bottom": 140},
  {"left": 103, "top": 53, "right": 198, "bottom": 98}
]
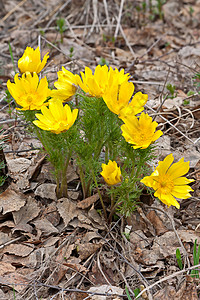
[{"left": 0, "top": 0, "right": 200, "bottom": 299}]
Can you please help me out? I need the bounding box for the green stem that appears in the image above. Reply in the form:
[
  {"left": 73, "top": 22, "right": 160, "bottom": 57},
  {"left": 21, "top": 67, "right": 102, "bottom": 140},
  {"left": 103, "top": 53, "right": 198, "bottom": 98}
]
[
  {"left": 91, "top": 170, "right": 107, "bottom": 222},
  {"left": 135, "top": 150, "right": 148, "bottom": 179},
  {"left": 110, "top": 186, "right": 115, "bottom": 211},
  {"left": 105, "top": 145, "right": 109, "bottom": 163},
  {"left": 78, "top": 160, "right": 86, "bottom": 199},
  {"left": 108, "top": 200, "right": 123, "bottom": 223},
  {"left": 59, "top": 150, "right": 72, "bottom": 198},
  {"left": 85, "top": 178, "right": 93, "bottom": 198}
]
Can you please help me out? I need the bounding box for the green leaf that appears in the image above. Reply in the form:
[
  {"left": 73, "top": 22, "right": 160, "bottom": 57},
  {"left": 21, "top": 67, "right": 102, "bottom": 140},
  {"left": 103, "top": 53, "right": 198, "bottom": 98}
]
[{"left": 176, "top": 248, "right": 183, "bottom": 270}]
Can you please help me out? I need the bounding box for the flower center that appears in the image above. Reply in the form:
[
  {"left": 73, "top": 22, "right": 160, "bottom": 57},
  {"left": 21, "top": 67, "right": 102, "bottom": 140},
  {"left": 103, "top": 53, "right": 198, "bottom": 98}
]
[{"left": 157, "top": 175, "right": 174, "bottom": 194}]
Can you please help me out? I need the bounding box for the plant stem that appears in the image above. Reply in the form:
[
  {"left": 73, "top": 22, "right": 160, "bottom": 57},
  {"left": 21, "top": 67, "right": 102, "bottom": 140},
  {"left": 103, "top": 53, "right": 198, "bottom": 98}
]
[
  {"left": 78, "top": 162, "right": 86, "bottom": 199},
  {"left": 110, "top": 186, "right": 115, "bottom": 210},
  {"left": 91, "top": 170, "right": 107, "bottom": 222},
  {"left": 59, "top": 150, "right": 72, "bottom": 198},
  {"left": 135, "top": 150, "right": 148, "bottom": 179},
  {"left": 108, "top": 200, "right": 123, "bottom": 223}
]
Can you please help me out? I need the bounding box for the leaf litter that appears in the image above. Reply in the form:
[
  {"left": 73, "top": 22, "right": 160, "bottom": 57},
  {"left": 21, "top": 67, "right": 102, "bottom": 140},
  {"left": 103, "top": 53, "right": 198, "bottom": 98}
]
[{"left": 0, "top": 0, "right": 200, "bottom": 299}]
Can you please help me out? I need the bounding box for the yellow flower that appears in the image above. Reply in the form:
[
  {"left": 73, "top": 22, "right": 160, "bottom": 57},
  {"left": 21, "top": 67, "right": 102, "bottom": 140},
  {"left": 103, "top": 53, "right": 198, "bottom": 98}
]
[
  {"left": 141, "top": 154, "right": 194, "bottom": 208},
  {"left": 33, "top": 99, "right": 78, "bottom": 134},
  {"left": 100, "top": 160, "right": 122, "bottom": 185},
  {"left": 75, "top": 65, "right": 130, "bottom": 98},
  {"left": 75, "top": 65, "right": 109, "bottom": 97},
  {"left": 51, "top": 67, "right": 78, "bottom": 101},
  {"left": 119, "top": 92, "right": 148, "bottom": 120},
  {"left": 7, "top": 72, "right": 51, "bottom": 110},
  {"left": 121, "top": 112, "right": 163, "bottom": 149},
  {"left": 108, "top": 67, "right": 130, "bottom": 86},
  {"left": 18, "top": 47, "right": 49, "bottom": 74},
  {"left": 103, "top": 81, "right": 135, "bottom": 115}
]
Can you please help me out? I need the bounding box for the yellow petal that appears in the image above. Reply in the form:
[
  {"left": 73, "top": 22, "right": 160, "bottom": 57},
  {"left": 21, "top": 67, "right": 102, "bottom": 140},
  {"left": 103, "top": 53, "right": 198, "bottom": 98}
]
[{"left": 166, "top": 158, "right": 190, "bottom": 179}]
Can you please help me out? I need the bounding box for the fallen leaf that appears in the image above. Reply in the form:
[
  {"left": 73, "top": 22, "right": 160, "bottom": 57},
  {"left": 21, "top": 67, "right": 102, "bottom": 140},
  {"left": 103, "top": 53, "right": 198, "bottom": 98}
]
[
  {"left": 32, "top": 218, "right": 59, "bottom": 236},
  {"left": 77, "top": 242, "right": 103, "bottom": 260},
  {"left": 81, "top": 231, "right": 102, "bottom": 243},
  {"left": 0, "top": 272, "right": 29, "bottom": 292},
  {"left": 12, "top": 196, "right": 40, "bottom": 225},
  {"left": 130, "top": 230, "right": 150, "bottom": 249},
  {"left": 0, "top": 187, "right": 26, "bottom": 215},
  {"left": 87, "top": 284, "right": 124, "bottom": 300},
  {"left": 57, "top": 198, "right": 79, "bottom": 227},
  {"left": 42, "top": 236, "right": 60, "bottom": 248},
  {"left": 63, "top": 257, "right": 87, "bottom": 273},
  {"left": 0, "top": 232, "right": 12, "bottom": 247},
  {"left": 3, "top": 251, "right": 39, "bottom": 268},
  {"left": 12, "top": 223, "right": 33, "bottom": 234},
  {"left": 0, "top": 262, "right": 16, "bottom": 276},
  {"left": 146, "top": 210, "right": 168, "bottom": 235},
  {"left": 7, "top": 157, "right": 31, "bottom": 175},
  {"left": 77, "top": 193, "right": 99, "bottom": 209},
  {"left": 35, "top": 183, "right": 57, "bottom": 200},
  {"left": 55, "top": 244, "right": 75, "bottom": 263},
  {"left": 3, "top": 244, "right": 34, "bottom": 257},
  {"left": 42, "top": 202, "right": 60, "bottom": 227}
]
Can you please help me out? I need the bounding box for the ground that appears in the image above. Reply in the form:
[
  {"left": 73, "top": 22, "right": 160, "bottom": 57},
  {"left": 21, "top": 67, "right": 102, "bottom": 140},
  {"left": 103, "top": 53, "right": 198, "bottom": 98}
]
[{"left": 0, "top": 0, "right": 200, "bottom": 299}]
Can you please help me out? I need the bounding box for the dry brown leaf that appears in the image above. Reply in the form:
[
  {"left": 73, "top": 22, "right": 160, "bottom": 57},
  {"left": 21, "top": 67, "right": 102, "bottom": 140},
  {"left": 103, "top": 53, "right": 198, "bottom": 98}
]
[
  {"left": 0, "top": 187, "right": 26, "bottom": 215},
  {"left": 63, "top": 257, "right": 88, "bottom": 273},
  {"left": 154, "top": 275, "right": 198, "bottom": 300},
  {"left": 77, "top": 242, "right": 103, "bottom": 260},
  {"left": 68, "top": 191, "right": 79, "bottom": 200},
  {"left": 35, "top": 183, "right": 57, "bottom": 200},
  {"left": 32, "top": 218, "right": 59, "bottom": 236},
  {"left": 89, "top": 262, "right": 116, "bottom": 285},
  {"left": 2, "top": 251, "right": 39, "bottom": 268},
  {"left": 42, "top": 236, "right": 60, "bottom": 248},
  {"left": 7, "top": 157, "right": 31, "bottom": 176},
  {"left": 0, "top": 220, "right": 15, "bottom": 229},
  {"left": 81, "top": 231, "right": 102, "bottom": 243},
  {"left": 3, "top": 243, "right": 34, "bottom": 257},
  {"left": 130, "top": 230, "right": 150, "bottom": 249},
  {"left": 60, "top": 39, "right": 95, "bottom": 60},
  {"left": 55, "top": 244, "right": 75, "bottom": 263},
  {"left": 127, "top": 208, "right": 156, "bottom": 236},
  {"left": 87, "top": 206, "right": 104, "bottom": 226},
  {"left": 49, "top": 264, "right": 68, "bottom": 285},
  {"left": 140, "top": 261, "right": 165, "bottom": 278},
  {"left": 87, "top": 285, "right": 124, "bottom": 300},
  {"left": 42, "top": 202, "right": 60, "bottom": 227},
  {"left": 178, "top": 230, "right": 200, "bottom": 244},
  {"left": 153, "top": 285, "right": 177, "bottom": 300},
  {"left": 0, "top": 272, "right": 29, "bottom": 293},
  {"left": 37, "top": 161, "right": 78, "bottom": 183},
  {"left": 0, "top": 232, "right": 12, "bottom": 247},
  {"left": 12, "top": 223, "right": 33, "bottom": 234},
  {"left": 27, "top": 153, "right": 47, "bottom": 181},
  {"left": 12, "top": 196, "right": 40, "bottom": 225},
  {"left": 77, "top": 193, "right": 99, "bottom": 209},
  {"left": 57, "top": 198, "right": 79, "bottom": 227},
  {"left": 115, "top": 48, "right": 132, "bottom": 62},
  {"left": 0, "top": 262, "right": 16, "bottom": 276},
  {"left": 0, "top": 289, "right": 6, "bottom": 299},
  {"left": 146, "top": 210, "right": 168, "bottom": 235}
]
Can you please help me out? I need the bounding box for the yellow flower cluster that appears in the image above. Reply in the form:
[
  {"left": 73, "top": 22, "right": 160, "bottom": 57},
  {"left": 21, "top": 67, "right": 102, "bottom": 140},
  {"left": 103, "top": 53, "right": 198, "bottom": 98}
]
[
  {"left": 7, "top": 47, "right": 78, "bottom": 134},
  {"left": 6, "top": 46, "right": 194, "bottom": 209},
  {"left": 7, "top": 47, "right": 50, "bottom": 111}
]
